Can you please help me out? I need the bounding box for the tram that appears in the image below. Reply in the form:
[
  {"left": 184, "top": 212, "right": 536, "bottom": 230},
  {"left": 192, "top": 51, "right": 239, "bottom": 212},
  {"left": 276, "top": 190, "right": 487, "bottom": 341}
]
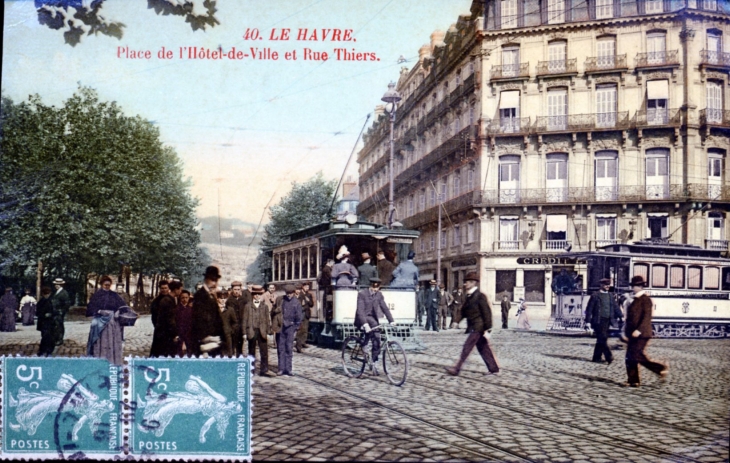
[
  {"left": 267, "top": 217, "right": 420, "bottom": 345},
  {"left": 551, "top": 240, "right": 730, "bottom": 337}
]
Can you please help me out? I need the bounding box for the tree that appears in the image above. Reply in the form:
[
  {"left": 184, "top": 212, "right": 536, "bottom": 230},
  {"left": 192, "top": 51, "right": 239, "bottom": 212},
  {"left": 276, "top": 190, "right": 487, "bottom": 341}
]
[
  {"left": 258, "top": 173, "right": 338, "bottom": 280},
  {"left": 0, "top": 88, "right": 205, "bottom": 297}
]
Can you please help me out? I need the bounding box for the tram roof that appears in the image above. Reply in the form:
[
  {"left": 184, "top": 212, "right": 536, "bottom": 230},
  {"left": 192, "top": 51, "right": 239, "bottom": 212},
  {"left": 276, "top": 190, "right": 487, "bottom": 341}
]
[
  {"left": 572, "top": 240, "right": 728, "bottom": 261},
  {"left": 284, "top": 220, "right": 420, "bottom": 243}
]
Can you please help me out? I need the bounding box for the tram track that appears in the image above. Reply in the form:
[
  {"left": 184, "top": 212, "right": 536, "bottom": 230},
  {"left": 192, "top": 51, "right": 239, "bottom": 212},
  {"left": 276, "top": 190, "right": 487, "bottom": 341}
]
[{"left": 293, "top": 349, "right": 726, "bottom": 462}]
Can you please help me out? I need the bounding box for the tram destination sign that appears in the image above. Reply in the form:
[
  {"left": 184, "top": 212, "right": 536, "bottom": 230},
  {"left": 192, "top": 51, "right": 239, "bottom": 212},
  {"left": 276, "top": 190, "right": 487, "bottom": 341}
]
[
  {"left": 517, "top": 257, "right": 577, "bottom": 265},
  {"left": 387, "top": 237, "right": 413, "bottom": 244}
]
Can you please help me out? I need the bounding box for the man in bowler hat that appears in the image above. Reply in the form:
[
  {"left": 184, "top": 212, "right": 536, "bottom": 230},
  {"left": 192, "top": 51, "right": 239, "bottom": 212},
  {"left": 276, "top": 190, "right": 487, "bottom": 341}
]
[
  {"left": 623, "top": 275, "right": 668, "bottom": 387},
  {"left": 191, "top": 266, "right": 225, "bottom": 356},
  {"left": 423, "top": 280, "right": 441, "bottom": 331},
  {"left": 446, "top": 272, "right": 500, "bottom": 376},
  {"left": 273, "top": 284, "right": 302, "bottom": 376},
  {"left": 585, "top": 278, "right": 622, "bottom": 364}
]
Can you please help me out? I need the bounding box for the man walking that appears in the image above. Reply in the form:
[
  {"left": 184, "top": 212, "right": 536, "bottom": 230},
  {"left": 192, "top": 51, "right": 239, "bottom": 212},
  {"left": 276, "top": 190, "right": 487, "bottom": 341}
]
[
  {"left": 51, "top": 278, "right": 71, "bottom": 345},
  {"left": 446, "top": 272, "right": 500, "bottom": 376},
  {"left": 36, "top": 287, "right": 56, "bottom": 355},
  {"left": 295, "top": 282, "right": 314, "bottom": 353},
  {"left": 273, "top": 285, "right": 302, "bottom": 376},
  {"left": 438, "top": 283, "right": 453, "bottom": 330},
  {"left": 149, "top": 280, "right": 181, "bottom": 357},
  {"left": 585, "top": 278, "right": 622, "bottom": 364},
  {"left": 623, "top": 275, "right": 668, "bottom": 387},
  {"left": 354, "top": 278, "right": 394, "bottom": 375},
  {"left": 500, "top": 295, "right": 511, "bottom": 329},
  {"left": 357, "top": 252, "right": 378, "bottom": 288},
  {"left": 450, "top": 287, "right": 464, "bottom": 329},
  {"left": 191, "top": 266, "right": 225, "bottom": 356},
  {"left": 245, "top": 285, "right": 273, "bottom": 376},
  {"left": 227, "top": 281, "right": 247, "bottom": 356},
  {"left": 423, "top": 280, "right": 441, "bottom": 332}
]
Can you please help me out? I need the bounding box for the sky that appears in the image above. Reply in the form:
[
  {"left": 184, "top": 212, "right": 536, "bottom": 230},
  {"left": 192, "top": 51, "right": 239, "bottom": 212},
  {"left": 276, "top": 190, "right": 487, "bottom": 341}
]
[{"left": 2, "top": 0, "right": 471, "bottom": 226}]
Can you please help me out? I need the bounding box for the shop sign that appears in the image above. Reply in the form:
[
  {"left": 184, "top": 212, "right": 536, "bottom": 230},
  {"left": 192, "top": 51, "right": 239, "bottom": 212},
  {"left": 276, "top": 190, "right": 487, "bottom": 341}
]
[{"left": 516, "top": 257, "right": 576, "bottom": 265}]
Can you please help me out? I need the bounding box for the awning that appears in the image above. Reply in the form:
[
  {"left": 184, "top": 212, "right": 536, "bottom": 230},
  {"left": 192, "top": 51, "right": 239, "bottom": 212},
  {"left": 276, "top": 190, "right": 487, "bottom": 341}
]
[
  {"left": 647, "top": 80, "right": 668, "bottom": 100},
  {"left": 499, "top": 90, "right": 520, "bottom": 109},
  {"left": 595, "top": 213, "right": 616, "bottom": 218},
  {"left": 500, "top": 215, "right": 519, "bottom": 220},
  {"left": 647, "top": 212, "right": 668, "bottom": 217},
  {"left": 547, "top": 215, "right": 568, "bottom": 232}
]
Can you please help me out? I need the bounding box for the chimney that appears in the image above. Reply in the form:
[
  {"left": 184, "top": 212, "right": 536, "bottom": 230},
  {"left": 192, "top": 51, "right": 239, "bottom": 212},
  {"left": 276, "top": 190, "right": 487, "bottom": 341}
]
[
  {"left": 418, "top": 44, "right": 431, "bottom": 63},
  {"left": 430, "top": 30, "right": 446, "bottom": 49}
]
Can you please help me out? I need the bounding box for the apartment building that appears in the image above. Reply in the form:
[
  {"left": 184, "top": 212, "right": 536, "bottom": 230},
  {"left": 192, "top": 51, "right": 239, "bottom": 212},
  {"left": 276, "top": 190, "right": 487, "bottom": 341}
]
[{"left": 356, "top": 0, "right": 730, "bottom": 329}]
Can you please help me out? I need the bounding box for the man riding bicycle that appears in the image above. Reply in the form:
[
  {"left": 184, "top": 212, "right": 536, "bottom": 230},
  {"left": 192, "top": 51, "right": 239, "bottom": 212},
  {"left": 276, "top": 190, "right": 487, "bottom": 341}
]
[{"left": 354, "top": 277, "right": 395, "bottom": 375}]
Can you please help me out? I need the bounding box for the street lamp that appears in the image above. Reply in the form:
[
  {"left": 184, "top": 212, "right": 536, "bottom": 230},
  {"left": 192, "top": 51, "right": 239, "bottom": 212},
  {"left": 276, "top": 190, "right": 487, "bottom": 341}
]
[{"left": 381, "top": 81, "right": 402, "bottom": 228}]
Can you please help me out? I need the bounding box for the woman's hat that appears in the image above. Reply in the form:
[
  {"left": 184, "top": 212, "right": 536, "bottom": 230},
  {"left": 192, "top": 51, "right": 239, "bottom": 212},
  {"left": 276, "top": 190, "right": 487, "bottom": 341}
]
[
  {"left": 203, "top": 266, "right": 222, "bottom": 281},
  {"left": 630, "top": 275, "right": 647, "bottom": 287},
  {"left": 336, "top": 245, "right": 350, "bottom": 260}
]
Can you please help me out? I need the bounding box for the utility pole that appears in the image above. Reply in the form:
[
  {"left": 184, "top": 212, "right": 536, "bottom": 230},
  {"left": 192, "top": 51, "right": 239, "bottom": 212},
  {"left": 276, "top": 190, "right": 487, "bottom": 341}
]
[{"left": 436, "top": 193, "right": 444, "bottom": 286}]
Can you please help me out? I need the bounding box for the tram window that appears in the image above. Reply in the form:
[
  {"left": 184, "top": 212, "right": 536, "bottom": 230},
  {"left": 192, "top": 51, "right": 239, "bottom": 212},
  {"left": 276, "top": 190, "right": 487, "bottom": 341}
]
[
  {"left": 688, "top": 266, "right": 703, "bottom": 289},
  {"left": 651, "top": 264, "right": 667, "bottom": 288},
  {"left": 633, "top": 263, "right": 649, "bottom": 283},
  {"left": 705, "top": 267, "right": 720, "bottom": 290},
  {"left": 723, "top": 268, "right": 730, "bottom": 291},
  {"left": 669, "top": 266, "right": 685, "bottom": 289}
]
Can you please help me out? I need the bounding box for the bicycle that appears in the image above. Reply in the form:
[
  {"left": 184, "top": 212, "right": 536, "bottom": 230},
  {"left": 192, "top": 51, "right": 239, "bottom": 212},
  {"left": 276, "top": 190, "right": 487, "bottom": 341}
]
[{"left": 341, "top": 324, "right": 408, "bottom": 386}]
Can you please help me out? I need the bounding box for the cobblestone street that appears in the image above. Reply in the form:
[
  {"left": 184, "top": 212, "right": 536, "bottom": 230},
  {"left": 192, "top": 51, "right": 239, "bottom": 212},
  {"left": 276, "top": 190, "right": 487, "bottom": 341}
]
[{"left": 1, "top": 316, "right": 729, "bottom": 462}]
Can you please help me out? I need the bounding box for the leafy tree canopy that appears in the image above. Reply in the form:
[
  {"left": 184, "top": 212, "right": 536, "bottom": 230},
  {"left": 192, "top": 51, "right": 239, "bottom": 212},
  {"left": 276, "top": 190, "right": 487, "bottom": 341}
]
[{"left": 0, "top": 87, "right": 204, "bottom": 287}]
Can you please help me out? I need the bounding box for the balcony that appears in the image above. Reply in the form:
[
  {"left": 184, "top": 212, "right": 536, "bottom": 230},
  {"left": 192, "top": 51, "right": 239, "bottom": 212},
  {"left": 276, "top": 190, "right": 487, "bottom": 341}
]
[
  {"left": 494, "top": 241, "right": 520, "bottom": 251},
  {"left": 700, "top": 108, "right": 730, "bottom": 127},
  {"left": 591, "top": 239, "right": 621, "bottom": 250},
  {"left": 490, "top": 63, "right": 529, "bottom": 81},
  {"left": 706, "top": 239, "right": 729, "bottom": 251},
  {"left": 700, "top": 50, "right": 730, "bottom": 69},
  {"left": 536, "top": 59, "right": 577, "bottom": 77},
  {"left": 584, "top": 54, "right": 628, "bottom": 74},
  {"left": 533, "top": 112, "right": 629, "bottom": 133},
  {"left": 635, "top": 50, "right": 679, "bottom": 69},
  {"left": 633, "top": 108, "right": 681, "bottom": 128},
  {"left": 488, "top": 117, "right": 531, "bottom": 136},
  {"left": 542, "top": 240, "right": 572, "bottom": 251}
]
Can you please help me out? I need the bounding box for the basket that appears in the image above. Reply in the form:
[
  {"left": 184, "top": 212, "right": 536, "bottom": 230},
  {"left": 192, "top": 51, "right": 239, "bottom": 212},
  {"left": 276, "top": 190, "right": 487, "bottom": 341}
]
[{"left": 117, "top": 306, "right": 139, "bottom": 327}]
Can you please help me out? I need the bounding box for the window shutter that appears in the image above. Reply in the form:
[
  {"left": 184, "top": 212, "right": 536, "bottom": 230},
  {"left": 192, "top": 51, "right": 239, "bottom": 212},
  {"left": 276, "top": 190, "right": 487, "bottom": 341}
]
[
  {"left": 566, "top": 0, "right": 572, "bottom": 22},
  {"left": 638, "top": 0, "right": 645, "bottom": 14},
  {"left": 518, "top": 0, "right": 525, "bottom": 27},
  {"left": 589, "top": 0, "right": 596, "bottom": 19},
  {"left": 495, "top": 0, "right": 502, "bottom": 29},
  {"left": 613, "top": 0, "right": 621, "bottom": 17},
  {"left": 541, "top": 0, "right": 548, "bottom": 23}
]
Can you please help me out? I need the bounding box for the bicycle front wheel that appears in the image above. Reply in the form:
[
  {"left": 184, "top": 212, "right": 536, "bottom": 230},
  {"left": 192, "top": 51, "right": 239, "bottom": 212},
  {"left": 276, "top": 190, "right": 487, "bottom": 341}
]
[
  {"left": 341, "top": 335, "right": 366, "bottom": 378},
  {"left": 382, "top": 340, "right": 408, "bottom": 386}
]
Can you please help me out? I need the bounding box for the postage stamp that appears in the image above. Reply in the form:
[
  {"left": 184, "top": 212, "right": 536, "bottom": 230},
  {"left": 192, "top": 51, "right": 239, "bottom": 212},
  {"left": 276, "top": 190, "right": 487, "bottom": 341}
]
[
  {"left": 1, "top": 356, "right": 123, "bottom": 460},
  {"left": 128, "top": 356, "right": 253, "bottom": 461}
]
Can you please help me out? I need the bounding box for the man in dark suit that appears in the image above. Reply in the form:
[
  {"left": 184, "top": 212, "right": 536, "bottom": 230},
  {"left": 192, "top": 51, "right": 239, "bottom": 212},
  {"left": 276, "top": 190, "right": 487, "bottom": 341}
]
[
  {"left": 245, "top": 285, "right": 273, "bottom": 376},
  {"left": 446, "top": 272, "right": 500, "bottom": 376},
  {"left": 357, "top": 252, "right": 378, "bottom": 288},
  {"left": 423, "top": 280, "right": 441, "bottom": 331},
  {"left": 191, "top": 266, "right": 225, "bottom": 357},
  {"left": 450, "top": 287, "right": 465, "bottom": 329},
  {"left": 227, "top": 281, "right": 247, "bottom": 356},
  {"left": 51, "top": 278, "right": 71, "bottom": 345},
  {"left": 275, "top": 285, "right": 302, "bottom": 376},
  {"left": 585, "top": 278, "right": 622, "bottom": 364},
  {"left": 354, "top": 278, "right": 394, "bottom": 375},
  {"left": 623, "top": 275, "right": 668, "bottom": 387},
  {"left": 500, "top": 295, "right": 511, "bottom": 329},
  {"left": 295, "top": 281, "right": 314, "bottom": 352}
]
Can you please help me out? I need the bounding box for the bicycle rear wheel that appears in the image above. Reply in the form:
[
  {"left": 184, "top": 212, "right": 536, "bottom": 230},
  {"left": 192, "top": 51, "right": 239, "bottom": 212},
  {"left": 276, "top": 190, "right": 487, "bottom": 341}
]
[
  {"left": 382, "top": 340, "right": 408, "bottom": 386},
  {"left": 341, "top": 335, "right": 366, "bottom": 378}
]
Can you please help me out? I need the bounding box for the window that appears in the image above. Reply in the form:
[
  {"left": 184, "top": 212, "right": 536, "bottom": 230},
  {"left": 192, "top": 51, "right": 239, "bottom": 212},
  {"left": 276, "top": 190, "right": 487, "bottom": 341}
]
[
  {"left": 548, "top": 88, "right": 568, "bottom": 130},
  {"left": 647, "top": 80, "right": 669, "bottom": 125},
  {"left": 440, "top": 229, "right": 447, "bottom": 248},
  {"left": 548, "top": 0, "right": 565, "bottom": 24},
  {"left": 707, "top": 213, "right": 725, "bottom": 242},
  {"left": 633, "top": 263, "right": 649, "bottom": 283},
  {"left": 419, "top": 189, "right": 426, "bottom": 212},
  {"left": 595, "top": 151, "right": 618, "bottom": 201},
  {"left": 652, "top": 264, "right": 668, "bottom": 288},
  {"left": 646, "top": 0, "right": 663, "bottom": 13},
  {"left": 706, "top": 267, "right": 720, "bottom": 290},
  {"left": 429, "top": 187, "right": 436, "bottom": 207},
  {"left": 430, "top": 233, "right": 435, "bottom": 251},
  {"left": 453, "top": 171, "right": 461, "bottom": 197},
  {"left": 596, "top": 216, "right": 617, "bottom": 243},
  {"left": 597, "top": 36, "right": 616, "bottom": 68},
  {"left": 670, "top": 266, "right": 685, "bottom": 288},
  {"left": 502, "top": 46, "right": 520, "bottom": 77},
  {"left": 467, "top": 168, "right": 475, "bottom": 191},
  {"left": 419, "top": 236, "right": 425, "bottom": 253},
  {"left": 548, "top": 41, "right": 567, "bottom": 72},
  {"left": 453, "top": 225, "right": 461, "bottom": 246},
  {"left": 707, "top": 30, "right": 722, "bottom": 63},
  {"left": 647, "top": 213, "right": 668, "bottom": 239},
  {"left": 440, "top": 177, "right": 447, "bottom": 201},
  {"left": 646, "top": 148, "right": 669, "bottom": 199},
  {"left": 706, "top": 81, "right": 723, "bottom": 123},
  {"left": 525, "top": 270, "right": 545, "bottom": 302},
  {"left": 499, "top": 90, "right": 521, "bottom": 132},
  {"left": 546, "top": 153, "right": 568, "bottom": 202},
  {"left": 596, "top": 0, "right": 613, "bottom": 18},
  {"left": 469, "top": 105, "right": 475, "bottom": 125},
  {"left": 499, "top": 217, "right": 519, "bottom": 249},
  {"left": 502, "top": 0, "right": 518, "bottom": 29},
  {"left": 546, "top": 215, "right": 568, "bottom": 246},
  {"left": 499, "top": 155, "right": 520, "bottom": 203},
  {"left": 596, "top": 85, "right": 617, "bottom": 127},
  {"left": 688, "top": 266, "right": 703, "bottom": 289},
  {"left": 467, "top": 221, "right": 475, "bottom": 243},
  {"left": 708, "top": 149, "right": 724, "bottom": 199},
  {"left": 703, "top": 0, "right": 717, "bottom": 10},
  {"left": 647, "top": 31, "right": 667, "bottom": 64},
  {"left": 495, "top": 270, "right": 517, "bottom": 299},
  {"left": 408, "top": 195, "right": 414, "bottom": 216}
]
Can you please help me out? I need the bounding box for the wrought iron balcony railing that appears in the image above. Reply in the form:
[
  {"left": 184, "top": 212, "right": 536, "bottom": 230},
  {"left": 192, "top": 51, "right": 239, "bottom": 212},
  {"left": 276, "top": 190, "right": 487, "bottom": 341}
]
[
  {"left": 635, "top": 50, "right": 679, "bottom": 68},
  {"left": 533, "top": 112, "right": 629, "bottom": 132},
  {"left": 488, "top": 117, "right": 531, "bottom": 135},
  {"left": 633, "top": 108, "right": 681, "bottom": 127},
  {"left": 584, "top": 54, "right": 628, "bottom": 73},
  {"left": 700, "top": 108, "right": 730, "bottom": 126},
  {"left": 490, "top": 63, "right": 529, "bottom": 80},
  {"left": 700, "top": 50, "right": 730, "bottom": 68},
  {"left": 536, "top": 58, "right": 577, "bottom": 76}
]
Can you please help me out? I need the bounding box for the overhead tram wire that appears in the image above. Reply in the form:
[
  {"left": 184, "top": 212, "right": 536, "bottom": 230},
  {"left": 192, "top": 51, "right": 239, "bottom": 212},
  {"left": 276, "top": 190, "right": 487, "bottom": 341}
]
[{"left": 327, "top": 113, "right": 372, "bottom": 217}]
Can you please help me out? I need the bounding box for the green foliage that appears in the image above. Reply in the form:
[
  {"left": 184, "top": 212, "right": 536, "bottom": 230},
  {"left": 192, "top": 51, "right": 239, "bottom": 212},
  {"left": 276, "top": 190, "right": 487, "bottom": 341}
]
[{"left": 0, "top": 88, "right": 204, "bottom": 286}]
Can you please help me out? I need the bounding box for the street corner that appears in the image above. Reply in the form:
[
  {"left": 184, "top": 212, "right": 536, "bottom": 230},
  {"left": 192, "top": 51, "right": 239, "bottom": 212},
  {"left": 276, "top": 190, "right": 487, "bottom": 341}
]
[
  {"left": 1, "top": 356, "right": 123, "bottom": 460},
  {"left": 127, "top": 356, "right": 252, "bottom": 461}
]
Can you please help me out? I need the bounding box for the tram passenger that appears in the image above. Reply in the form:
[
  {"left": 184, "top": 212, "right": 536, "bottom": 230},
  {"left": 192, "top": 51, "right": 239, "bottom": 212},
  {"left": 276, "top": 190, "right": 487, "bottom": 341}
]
[
  {"left": 622, "top": 275, "right": 668, "bottom": 387},
  {"left": 318, "top": 260, "right": 335, "bottom": 329},
  {"left": 332, "top": 246, "right": 359, "bottom": 287},
  {"left": 354, "top": 278, "right": 395, "bottom": 376},
  {"left": 391, "top": 251, "right": 419, "bottom": 288},
  {"left": 357, "top": 252, "right": 378, "bottom": 288},
  {"left": 376, "top": 251, "right": 396, "bottom": 287},
  {"left": 585, "top": 278, "right": 622, "bottom": 364}
]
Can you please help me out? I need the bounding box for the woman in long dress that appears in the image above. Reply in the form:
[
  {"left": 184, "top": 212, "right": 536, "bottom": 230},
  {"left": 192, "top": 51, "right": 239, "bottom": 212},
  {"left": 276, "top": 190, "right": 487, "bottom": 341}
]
[
  {"left": 86, "top": 275, "right": 126, "bottom": 365},
  {"left": 0, "top": 287, "right": 18, "bottom": 332},
  {"left": 20, "top": 288, "right": 37, "bottom": 326},
  {"left": 516, "top": 298, "right": 531, "bottom": 329}
]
